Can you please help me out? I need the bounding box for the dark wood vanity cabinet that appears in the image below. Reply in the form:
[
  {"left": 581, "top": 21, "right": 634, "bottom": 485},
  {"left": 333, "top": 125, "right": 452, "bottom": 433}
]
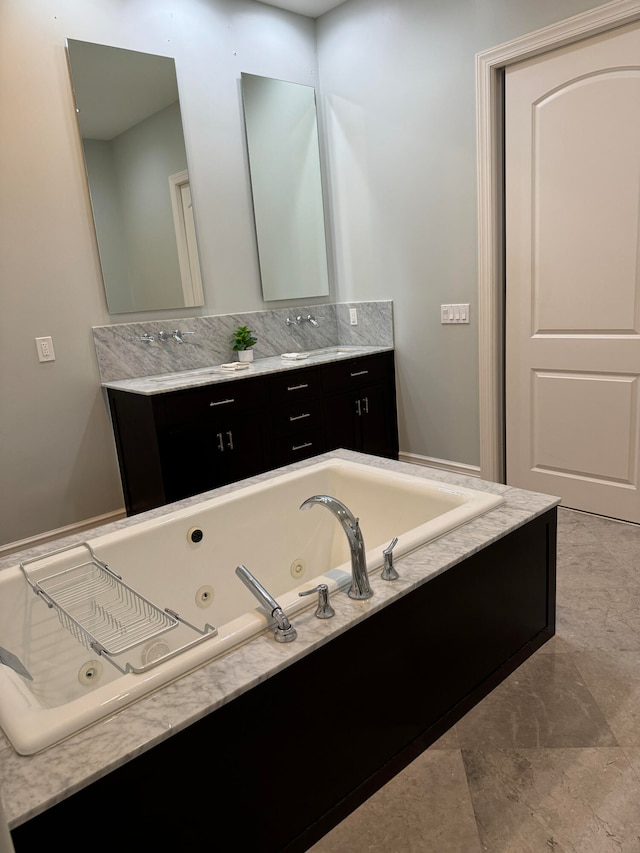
[
  {"left": 321, "top": 352, "right": 399, "bottom": 459},
  {"left": 108, "top": 351, "right": 399, "bottom": 516},
  {"left": 108, "top": 376, "right": 269, "bottom": 515}
]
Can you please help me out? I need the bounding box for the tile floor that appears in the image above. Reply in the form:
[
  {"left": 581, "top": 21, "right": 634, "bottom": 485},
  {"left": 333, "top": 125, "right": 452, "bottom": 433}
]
[{"left": 310, "top": 508, "right": 640, "bottom": 852}]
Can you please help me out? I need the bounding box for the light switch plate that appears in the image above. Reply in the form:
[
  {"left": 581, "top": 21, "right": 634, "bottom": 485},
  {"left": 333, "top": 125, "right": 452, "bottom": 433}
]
[{"left": 441, "top": 304, "right": 470, "bottom": 324}]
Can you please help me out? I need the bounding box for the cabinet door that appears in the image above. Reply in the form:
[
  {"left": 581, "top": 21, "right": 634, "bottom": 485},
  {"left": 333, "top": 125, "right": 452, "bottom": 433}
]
[
  {"left": 322, "top": 389, "right": 362, "bottom": 452},
  {"left": 158, "top": 415, "right": 264, "bottom": 502},
  {"left": 358, "top": 382, "right": 393, "bottom": 457}
]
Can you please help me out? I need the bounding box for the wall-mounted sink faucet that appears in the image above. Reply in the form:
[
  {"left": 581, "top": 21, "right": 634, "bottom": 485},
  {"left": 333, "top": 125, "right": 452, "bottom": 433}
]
[
  {"left": 299, "top": 495, "right": 372, "bottom": 600},
  {"left": 140, "top": 333, "right": 155, "bottom": 343},
  {"left": 285, "top": 314, "right": 319, "bottom": 327},
  {"left": 156, "top": 329, "right": 195, "bottom": 344},
  {"left": 235, "top": 564, "right": 297, "bottom": 643}
]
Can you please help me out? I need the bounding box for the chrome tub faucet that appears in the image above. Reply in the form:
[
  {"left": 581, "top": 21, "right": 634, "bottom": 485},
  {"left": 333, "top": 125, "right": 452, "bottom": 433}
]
[{"left": 299, "top": 495, "right": 373, "bottom": 600}]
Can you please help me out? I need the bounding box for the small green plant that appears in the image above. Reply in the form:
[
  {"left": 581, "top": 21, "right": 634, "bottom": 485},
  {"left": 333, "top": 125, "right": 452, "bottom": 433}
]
[{"left": 230, "top": 325, "right": 257, "bottom": 351}]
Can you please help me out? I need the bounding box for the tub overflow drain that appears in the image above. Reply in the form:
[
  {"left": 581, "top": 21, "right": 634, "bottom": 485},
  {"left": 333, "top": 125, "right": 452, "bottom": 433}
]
[
  {"left": 290, "top": 559, "right": 306, "bottom": 579},
  {"left": 78, "top": 660, "right": 103, "bottom": 686}
]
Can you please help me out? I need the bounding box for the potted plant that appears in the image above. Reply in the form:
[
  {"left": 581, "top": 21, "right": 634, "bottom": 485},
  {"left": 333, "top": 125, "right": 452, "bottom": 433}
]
[{"left": 231, "top": 325, "right": 257, "bottom": 362}]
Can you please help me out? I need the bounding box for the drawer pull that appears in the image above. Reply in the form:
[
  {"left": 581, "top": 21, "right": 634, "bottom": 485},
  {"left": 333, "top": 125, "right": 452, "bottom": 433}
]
[
  {"left": 289, "top": 413, "right": 311, "bottom": 422},
  {"left": 287, "top": 383, "right": 309, "bottom": 391},
  {"left": 292, "top": 441, "right": 313, "bottom": 451},
  {"left": 350, "top": 370, "right": 369, "bottom": 377},
  {"left": 210, "top": 398, "right": 235, "bottom": 407}
]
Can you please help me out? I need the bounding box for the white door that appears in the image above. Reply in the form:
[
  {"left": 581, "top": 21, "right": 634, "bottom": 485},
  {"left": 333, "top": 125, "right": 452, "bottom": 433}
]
[{"left": 505, "top": 21, "right": 640, "bottom": 523}]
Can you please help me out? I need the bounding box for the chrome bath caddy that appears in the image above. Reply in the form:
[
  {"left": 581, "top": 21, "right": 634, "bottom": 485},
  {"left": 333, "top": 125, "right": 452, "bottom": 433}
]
[{"left": 20, "top": 542, "right": 217, "bottom": 675}]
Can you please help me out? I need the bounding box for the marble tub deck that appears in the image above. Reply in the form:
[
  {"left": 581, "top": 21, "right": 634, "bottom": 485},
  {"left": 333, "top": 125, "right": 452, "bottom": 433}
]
[
  {"left": 310, "top": 507, "right": 640, "bottom": 853},
  {"left": 0, "top": 450, "right": 558, "bottom": 836}
]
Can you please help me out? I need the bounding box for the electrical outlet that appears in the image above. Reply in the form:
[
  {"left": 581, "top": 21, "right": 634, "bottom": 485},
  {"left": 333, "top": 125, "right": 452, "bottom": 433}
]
[
  {"left": 349, "top": 308, "right": 358, "bottom": 326},
  {"left": 35, "top": 336, "right": 55, "bottom": 362}
]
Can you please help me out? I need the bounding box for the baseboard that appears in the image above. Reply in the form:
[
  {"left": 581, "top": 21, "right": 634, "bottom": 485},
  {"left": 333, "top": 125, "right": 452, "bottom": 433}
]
[
  {"left": 398, "top": 452, "right": 482, "bottom": 478},
  {"left": 0, "top": 509, "right": 127, "bottom": 559}
]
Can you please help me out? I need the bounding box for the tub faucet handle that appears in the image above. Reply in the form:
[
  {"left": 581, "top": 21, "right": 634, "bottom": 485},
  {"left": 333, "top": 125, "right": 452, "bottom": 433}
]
[
  {"left": 381, "top": 537, "right": 399, "bottom": 581},
  {"left": 298, "top": 583, "right": 335, "bottom": 619}
]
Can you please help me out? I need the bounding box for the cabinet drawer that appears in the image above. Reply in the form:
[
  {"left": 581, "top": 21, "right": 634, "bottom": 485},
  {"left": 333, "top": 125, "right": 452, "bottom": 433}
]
[
  {"left": 154, "top": 377, "right": 268, "bottom": 426},
  {"left": 268, "top": 367, "right": 321, "bottom": 402},
  {"left": 271, "top": 399, "right": 322, "bottom": 435},
  {"left": 321, "top": 353, "right": 392, "bottom": 393},
  {"left": 270, "top": 425, "right": 324, "bottom": 467}
]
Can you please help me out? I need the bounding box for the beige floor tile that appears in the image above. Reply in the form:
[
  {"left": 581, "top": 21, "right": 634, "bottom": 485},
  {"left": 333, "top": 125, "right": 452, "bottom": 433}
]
[
  {"left": 557, "top": 587, "right": 640, "bottom": 652},
  {"left": 572, "top": 651, "right": 640, "bottom": 746},
  {"left": 555, "top": 542, "right": 639, "bottom": 590},
  {"left": 455, "top": 653, "right": 617, "bottom": 749},
  {"left": 308, "top": 749, "right": 481, "bottom": 853},
  {"left": 463, "top": 747, "right": 640, "bottom": 853}
]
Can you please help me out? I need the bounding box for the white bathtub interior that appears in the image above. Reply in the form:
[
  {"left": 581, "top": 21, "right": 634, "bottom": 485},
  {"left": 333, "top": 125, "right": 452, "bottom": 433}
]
[{"left": 0, "top": 458, "right": 504, "bottom": 754}]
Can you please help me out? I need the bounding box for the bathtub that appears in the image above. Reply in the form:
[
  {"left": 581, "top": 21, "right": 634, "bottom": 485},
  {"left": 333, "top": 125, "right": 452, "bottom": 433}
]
[{"left": 0, "top": 458, "right": 503, "bottom": 755}]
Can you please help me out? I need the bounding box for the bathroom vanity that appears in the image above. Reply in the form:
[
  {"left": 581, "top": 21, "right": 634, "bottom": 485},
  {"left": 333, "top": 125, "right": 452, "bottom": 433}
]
[
  {"left": 106, "top": 348, "right": 399, "bottom": 514},
  {"left": 2, "top": 450, "right": 558, "bottom": 853}
]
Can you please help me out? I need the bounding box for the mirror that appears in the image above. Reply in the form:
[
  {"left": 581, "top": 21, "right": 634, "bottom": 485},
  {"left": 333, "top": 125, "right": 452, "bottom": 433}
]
[
  {"left": 241, "top": 73, "right": 330, "bottom": 302},
  {"left": 66, "top": 39, "right": 204, "bottom": 314}
]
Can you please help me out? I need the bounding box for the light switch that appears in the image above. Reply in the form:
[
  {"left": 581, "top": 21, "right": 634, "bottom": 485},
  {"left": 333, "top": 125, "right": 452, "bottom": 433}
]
[{"left": 440, "top": 304, "right": 470, "bottom": 324}]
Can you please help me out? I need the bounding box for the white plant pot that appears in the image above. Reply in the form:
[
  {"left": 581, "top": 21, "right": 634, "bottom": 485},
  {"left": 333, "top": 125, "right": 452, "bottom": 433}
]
[{"left": 238, "top": 349, "right": 254, "bottom": 363}]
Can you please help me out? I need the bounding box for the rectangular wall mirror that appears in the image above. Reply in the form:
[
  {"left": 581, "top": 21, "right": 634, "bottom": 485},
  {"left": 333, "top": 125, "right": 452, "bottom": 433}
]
[
  {"left": 66, "top": 39, "right": 204, "bottom": 314},
  {"left": 241, "top": 73, "right": 330, "bottom": 302}
]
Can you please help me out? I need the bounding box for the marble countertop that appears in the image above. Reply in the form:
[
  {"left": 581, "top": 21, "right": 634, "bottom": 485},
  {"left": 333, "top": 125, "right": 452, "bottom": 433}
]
[
  {"left": 0, "top": 450, "right": 560, "bottom": 830},
  {"left": 102, "top": 345, "right": 393, "bottom": 395}
]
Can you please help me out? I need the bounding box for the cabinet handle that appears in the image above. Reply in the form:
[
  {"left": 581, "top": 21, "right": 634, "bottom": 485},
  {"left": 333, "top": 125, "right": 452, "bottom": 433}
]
[
  {"left": 355, "top": 399, "right": 362, "bottom": 417},
  {"left": 227, "top": 430, "right": 234, "bottom": 450},
  {"left": 292, "top": 441, "right": 313, "bottom": 451},
  {"left": 362, "top": 396, "right": 369, "bottom": 414},
  {"left": 210, "top": 398, "right": 235, "bottom": 407},
  {"left": 217, "top": 432, "right": 224, "bottom": 452},
  {"left": 287, "top": 383, "right": 309, "bottom": 391},
  {"left": 350, "top": 370, "right": 368, "bottom": 377},
  {"left": 289, "top": 412, "right": 311, "bottom": 422}
]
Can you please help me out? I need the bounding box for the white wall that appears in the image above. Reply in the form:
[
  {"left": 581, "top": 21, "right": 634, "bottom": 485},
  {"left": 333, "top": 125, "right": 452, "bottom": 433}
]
[
  {"left": 317, "top": 0, "right": 608, "bottom": 466},
  {"left": 0, "top": 0, "right": 321, "bottom": 546}
]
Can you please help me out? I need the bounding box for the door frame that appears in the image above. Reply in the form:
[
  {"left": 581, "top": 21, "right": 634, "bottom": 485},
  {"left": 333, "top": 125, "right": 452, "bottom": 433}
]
[{"left": 476, "top": 0, "right": 640, "bottom": 482}]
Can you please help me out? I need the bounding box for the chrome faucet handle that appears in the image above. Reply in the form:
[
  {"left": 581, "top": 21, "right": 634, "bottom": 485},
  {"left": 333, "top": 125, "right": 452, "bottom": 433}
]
[
  {"left": 285, "top": 317, "right": 299, "bottom": 326},
  {"left": 381, "top": 537, "right": 399, "bottom": 581},
  {"left": 172, "top": 329, "right": 195, "bottom": 343},
  {"left": 307, "top": 314, "right": 319, "bottom": 327},
  {"left": 298, "top": 583, "right": 335, "bottom": 619}
]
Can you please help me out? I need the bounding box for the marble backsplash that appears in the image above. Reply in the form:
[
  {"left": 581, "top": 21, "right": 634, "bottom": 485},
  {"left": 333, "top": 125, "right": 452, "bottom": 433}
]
[{"left": 92, "top": 301, "right": 393, "bottom": 383}]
